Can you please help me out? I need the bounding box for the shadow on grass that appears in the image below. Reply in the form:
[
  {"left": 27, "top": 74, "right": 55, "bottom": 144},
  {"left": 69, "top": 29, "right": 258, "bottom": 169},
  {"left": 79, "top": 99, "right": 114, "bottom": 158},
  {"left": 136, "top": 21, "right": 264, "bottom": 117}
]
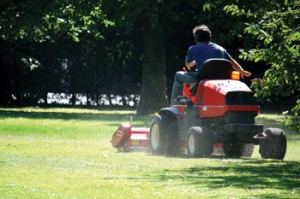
[
  {"left": 152, "top": 159, "right": 300, "bottom": 194},
  {"left": 0, "top": 109, "right": 151, "bottom": 122}
]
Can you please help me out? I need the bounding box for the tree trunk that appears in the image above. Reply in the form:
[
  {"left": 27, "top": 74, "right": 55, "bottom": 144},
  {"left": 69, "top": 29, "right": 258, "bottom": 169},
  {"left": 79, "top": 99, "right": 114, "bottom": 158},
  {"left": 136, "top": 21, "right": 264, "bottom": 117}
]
[
  {"left": 71, "top": 93, "right": 76, "bottom": 105},
  {"left": 137, "top": 26, "right": 168, "bottom": 114}
]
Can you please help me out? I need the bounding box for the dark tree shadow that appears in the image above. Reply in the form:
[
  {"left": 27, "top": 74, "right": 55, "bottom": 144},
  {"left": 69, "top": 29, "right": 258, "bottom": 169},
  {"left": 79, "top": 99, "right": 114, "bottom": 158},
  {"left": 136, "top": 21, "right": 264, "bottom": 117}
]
[
  {"left": 0, "top": 109, "right": 153, "bottom": 128},
  {"left": 145, "top": 159, "right": 300, "bottom": 197}
]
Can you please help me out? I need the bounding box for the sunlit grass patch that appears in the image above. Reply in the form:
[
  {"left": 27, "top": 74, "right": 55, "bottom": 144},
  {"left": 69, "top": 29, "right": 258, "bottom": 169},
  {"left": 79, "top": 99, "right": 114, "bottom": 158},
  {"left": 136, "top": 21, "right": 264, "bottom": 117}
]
[{"left": 0, "top": 107, "right": 299, "bottom": 198}]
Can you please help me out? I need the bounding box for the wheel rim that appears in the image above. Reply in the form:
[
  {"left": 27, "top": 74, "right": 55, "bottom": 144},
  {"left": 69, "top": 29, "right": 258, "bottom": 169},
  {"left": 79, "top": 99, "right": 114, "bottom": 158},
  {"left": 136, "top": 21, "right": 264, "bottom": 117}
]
[
  {"left": 188, "top": 134, "right": 196, "bottom": 153},
  {"left": 151, "top": 123, "right": 160, "bottom": 149}
]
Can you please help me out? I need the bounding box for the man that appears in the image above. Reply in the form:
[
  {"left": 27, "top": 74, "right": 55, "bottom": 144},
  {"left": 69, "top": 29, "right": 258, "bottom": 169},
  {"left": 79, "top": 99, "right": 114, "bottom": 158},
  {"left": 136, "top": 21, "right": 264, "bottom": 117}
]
[{"left": 170, "top": 25, "right": 252, "bottom": 105}]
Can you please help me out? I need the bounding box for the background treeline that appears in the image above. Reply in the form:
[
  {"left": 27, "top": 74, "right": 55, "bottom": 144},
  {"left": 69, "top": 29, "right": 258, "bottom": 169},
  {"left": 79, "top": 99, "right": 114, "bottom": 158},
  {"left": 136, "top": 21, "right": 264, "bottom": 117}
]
[
  {"left": 0, "top": 0, "right": 262, "bottom": 107},
  {"left": 0, "top": 34, "right": 142, "bottom": 107},
  {"left": 0, "top": 0, "right": 299, "bottom": 131}
]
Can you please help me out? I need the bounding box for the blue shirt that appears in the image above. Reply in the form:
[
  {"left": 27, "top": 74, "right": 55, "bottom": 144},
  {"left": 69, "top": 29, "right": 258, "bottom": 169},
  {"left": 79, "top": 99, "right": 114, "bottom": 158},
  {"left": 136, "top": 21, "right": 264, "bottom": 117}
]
[{"left": 185, "top": 42, "right": 231, "bottom": 71}]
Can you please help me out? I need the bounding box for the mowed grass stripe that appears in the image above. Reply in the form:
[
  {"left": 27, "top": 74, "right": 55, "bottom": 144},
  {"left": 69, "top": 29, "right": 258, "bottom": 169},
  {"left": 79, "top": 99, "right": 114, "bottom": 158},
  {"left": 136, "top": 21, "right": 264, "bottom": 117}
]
[{"left": 0, "top": 107, "right": 299, "bottom": 198}]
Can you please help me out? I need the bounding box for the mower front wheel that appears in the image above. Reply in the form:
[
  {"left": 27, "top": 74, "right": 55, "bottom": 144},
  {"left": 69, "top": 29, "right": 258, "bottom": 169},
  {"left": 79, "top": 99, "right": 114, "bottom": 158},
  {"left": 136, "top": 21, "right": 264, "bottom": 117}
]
[
  {"left": 259, "top": 128, "right": 287, "bottom": 160},
  {"left": 149, "top": 115, "right": 179, "bottom": 156},
  {"left": 150, "top": 116, "right": 165, "bottom": 155},
  {"left": 187, "top": 127, "right": 213, "bottom": 158}
]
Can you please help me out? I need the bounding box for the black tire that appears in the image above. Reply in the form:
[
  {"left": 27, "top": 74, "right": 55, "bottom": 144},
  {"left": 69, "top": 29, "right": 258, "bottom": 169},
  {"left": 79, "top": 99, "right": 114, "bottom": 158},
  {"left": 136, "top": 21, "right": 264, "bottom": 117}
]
[
  {"left": 149, "top": 115, "right": 179, "bottom": 156},
  {"left": 259, "top": 128, "right": 287, "bottom": 160},
  {"left": 187, "top": 127, "right": 213, "bottom": 158},
  {"left": 149, "top": 116, "right": 166, "bottom": 155},
  {"left": 223, "top": 142, "right": 254, "bottom": 158},
  {"left": 165, "top": 116, "right": 180, "bottom": 156}
]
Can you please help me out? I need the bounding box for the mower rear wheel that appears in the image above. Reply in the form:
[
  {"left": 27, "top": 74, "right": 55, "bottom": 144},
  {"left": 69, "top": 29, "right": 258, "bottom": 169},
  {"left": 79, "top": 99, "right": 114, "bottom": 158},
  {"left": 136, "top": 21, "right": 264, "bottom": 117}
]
[
  {"left": 149, "top": 115, "right": 179, "bottom": 156},
  {"left": 223, "top": 142, "right": 254, "bottom": 158},
  {"left": 187, "top": 127, "right": 213, "bottom": 158},
  {"left": 165, "top": 117, "right": 180, "bottom": 156},
  {"left": 259, "top": 128, "right": 287, "bottom": 160}
]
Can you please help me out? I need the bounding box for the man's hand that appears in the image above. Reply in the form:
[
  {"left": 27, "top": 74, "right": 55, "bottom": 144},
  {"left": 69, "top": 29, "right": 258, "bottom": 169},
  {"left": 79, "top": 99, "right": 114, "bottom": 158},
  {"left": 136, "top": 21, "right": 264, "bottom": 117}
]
[
  {"left": 230, "top": 58, "right": 252, "bottom": 79},
  {"left": 185, "top": 60, "right": 196, "bottom": 68},
  {"left": 240, "top": 70, "right": 252, "bottom": 79}
]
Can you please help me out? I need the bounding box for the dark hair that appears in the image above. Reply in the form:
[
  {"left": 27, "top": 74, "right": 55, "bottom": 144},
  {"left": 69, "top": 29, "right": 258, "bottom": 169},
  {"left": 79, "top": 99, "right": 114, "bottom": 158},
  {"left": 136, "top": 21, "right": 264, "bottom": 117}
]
[{"left": 193, "top": 25, "right": 211, "bottom": 43}]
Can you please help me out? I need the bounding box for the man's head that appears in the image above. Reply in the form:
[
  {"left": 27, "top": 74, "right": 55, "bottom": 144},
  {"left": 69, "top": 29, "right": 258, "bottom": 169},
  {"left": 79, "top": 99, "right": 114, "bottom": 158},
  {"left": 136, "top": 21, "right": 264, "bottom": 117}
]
[{"left": 193, "top": 25, "right": 211, "bottom": 43}]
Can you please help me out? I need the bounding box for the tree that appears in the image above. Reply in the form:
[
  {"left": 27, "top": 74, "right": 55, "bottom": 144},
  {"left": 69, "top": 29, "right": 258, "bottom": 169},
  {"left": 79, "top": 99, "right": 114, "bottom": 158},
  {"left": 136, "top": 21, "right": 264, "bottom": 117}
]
[
  {"left": 104, "top": 0, "right": 245, "bottom": 114},
  {"left": 138, "top": 19, "right": 168, "bottom": 114},
  {"left": 1, "top": 0, "right": 269, "bottom": 112},
  {"left": 0, "top": 0, "right": 113, "bottom": 105},
  {"left": 0, "top": 0, "right": 112, "bottom": 42},
  {"left": 225, "top": 0, "right": 300, "bottom": 132},
  {"left": 104, "top": 0, "right": 172, "bottom": 114}
]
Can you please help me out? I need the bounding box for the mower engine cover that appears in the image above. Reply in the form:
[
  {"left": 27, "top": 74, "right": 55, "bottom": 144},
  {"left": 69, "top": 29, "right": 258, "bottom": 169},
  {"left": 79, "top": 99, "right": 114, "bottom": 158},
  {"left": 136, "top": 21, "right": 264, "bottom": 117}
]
[{"left": 195, "top": 79, "right": 253, "bottom": 106}]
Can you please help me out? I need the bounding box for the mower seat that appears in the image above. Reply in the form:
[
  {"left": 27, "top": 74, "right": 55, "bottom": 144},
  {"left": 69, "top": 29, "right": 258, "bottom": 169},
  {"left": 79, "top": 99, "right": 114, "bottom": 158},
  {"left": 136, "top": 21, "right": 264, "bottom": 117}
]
[
  {"left": 189, "top": 58, "right": 233, "bottom": 95},
  {"left": 197, "top": 58, "right": 233, "bottom": 80}
]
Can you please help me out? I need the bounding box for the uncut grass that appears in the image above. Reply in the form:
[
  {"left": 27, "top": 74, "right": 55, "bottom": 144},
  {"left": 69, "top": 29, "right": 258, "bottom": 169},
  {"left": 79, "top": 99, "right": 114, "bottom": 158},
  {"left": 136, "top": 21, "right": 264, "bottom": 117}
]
[{"left": 0, "top": 108, "right": 299, "bottom": 198}]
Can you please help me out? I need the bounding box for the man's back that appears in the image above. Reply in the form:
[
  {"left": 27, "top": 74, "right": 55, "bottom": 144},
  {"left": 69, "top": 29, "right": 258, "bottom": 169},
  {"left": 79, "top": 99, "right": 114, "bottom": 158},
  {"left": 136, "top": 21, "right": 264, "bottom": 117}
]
[{"left": 186, "top": 42, "right": 231, "bottom": 71}]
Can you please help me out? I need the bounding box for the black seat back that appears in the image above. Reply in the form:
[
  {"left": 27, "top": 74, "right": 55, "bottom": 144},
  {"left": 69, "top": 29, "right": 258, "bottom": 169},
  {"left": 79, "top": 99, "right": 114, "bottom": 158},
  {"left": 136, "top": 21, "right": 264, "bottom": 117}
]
[{"left": 196, "top": 58, "right": 232, "bottom": 81}]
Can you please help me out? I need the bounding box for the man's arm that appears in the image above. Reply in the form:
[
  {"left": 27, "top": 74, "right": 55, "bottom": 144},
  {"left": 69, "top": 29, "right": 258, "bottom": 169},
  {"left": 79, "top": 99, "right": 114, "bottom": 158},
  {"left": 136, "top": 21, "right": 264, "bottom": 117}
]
[{"left": 230, "top": 58, "right": 252, "bottom": 78}]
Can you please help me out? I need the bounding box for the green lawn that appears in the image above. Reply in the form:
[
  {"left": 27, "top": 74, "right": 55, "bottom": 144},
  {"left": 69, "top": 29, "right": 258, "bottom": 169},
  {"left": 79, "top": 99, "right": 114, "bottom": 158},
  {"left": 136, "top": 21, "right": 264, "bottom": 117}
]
[{"left": 0, "top": 107, "right": 299, "bottom": 198}]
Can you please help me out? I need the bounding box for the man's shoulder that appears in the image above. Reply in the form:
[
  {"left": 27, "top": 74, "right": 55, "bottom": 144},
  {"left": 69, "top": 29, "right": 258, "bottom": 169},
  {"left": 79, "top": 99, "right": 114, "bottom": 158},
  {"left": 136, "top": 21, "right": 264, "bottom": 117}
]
[
  {"left": 209, "top": 42, "right": 226, "bottom": 51},
  {"left": 188, "top": 44, "right": 198, "bottom": 49},
  {"left": 188, "top": 42, "right": 227, "bottom": 52},
  {"left": 189, "top": 43, "right": 207, "bottom": 51},
  {"left": 187, "top": 44, "right": 199, "bottom": 53}
]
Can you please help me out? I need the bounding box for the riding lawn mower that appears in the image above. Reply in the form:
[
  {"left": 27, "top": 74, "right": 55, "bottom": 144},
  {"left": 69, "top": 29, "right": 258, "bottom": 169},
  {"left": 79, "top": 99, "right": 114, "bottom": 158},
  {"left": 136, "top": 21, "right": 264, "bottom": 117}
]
[{"left": 111, "top": 59, "right": 287, "bottom": 160}]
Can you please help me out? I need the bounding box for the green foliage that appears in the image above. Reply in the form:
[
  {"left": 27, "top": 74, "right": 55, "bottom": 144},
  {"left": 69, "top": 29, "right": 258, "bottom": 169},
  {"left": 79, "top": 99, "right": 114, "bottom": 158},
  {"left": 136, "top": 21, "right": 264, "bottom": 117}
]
[
  {"left": 0, "top": 0, "right": 113, "bottom": 42},
  {"left": 282, "top": 100, "right": 300, "bottom": 133},
  {"left": 1, "top": 0, "right": 298, "bottom": 115},
  {"left": 0, "top": 1, "right": 142, "bottom": 105},
  {"left": 225, "top": 0, "right": 300, "bottom": 133}
]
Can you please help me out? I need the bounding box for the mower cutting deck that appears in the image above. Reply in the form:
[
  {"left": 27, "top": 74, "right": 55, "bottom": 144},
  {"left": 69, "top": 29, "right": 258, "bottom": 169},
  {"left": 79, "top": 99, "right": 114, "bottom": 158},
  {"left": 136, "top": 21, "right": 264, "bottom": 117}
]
[
  {"left": 111, "top": 121, "right": 225, "bottom": 155},
  {"left": 111, "top": 122, "right": 150, "bottom": 152}
]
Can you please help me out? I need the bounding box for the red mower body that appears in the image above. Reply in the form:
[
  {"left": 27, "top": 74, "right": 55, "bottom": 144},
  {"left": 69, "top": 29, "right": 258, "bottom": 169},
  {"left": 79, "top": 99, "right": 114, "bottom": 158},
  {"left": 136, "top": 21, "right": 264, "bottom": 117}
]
[
  {"left": 112, "top": 58, "right": 287, "bottom": 160},
  {"left": 182, "top": 79, "right": 260, "bottom": 119}
]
